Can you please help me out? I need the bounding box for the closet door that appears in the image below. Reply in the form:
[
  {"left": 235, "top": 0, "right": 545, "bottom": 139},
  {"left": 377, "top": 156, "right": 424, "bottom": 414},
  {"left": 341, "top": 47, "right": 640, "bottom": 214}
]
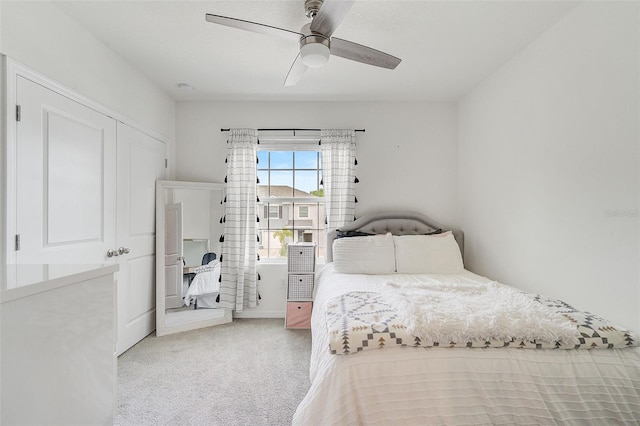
[
  {"left": 14, "top": 76, "right": 117, "bottom": 286},
  {"left": 116, "top": 123, "right": 165, "bottom": 355}
]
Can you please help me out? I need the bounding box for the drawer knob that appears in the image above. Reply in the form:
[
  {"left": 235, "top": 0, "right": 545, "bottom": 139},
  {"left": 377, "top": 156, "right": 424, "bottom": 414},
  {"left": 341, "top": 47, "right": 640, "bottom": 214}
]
[{"left": 297, "top": 306, "right": 301, "bottom": 309}]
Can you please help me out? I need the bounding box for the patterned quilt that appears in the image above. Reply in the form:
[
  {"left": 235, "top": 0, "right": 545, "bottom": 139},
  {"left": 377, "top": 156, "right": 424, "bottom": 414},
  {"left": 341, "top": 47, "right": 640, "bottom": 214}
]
[{"left": 325, "top": 291, "right": 639, "bottom": 355}]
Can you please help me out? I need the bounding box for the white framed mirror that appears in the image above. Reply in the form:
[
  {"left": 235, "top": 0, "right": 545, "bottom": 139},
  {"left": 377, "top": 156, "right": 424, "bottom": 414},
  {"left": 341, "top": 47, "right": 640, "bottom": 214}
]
[{"left": 155, "top": 180, "right": 231, "bottom": 336}]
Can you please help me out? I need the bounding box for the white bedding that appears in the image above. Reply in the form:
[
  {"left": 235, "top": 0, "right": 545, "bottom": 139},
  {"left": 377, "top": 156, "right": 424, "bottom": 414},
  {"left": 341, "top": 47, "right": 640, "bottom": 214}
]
[
  {"left": 292, "top": 264, "right": 640, "bottom": 425},
  {"left": 382, "top": 279, "right": 578, "bottom": 345},
  {"left": 184, "top": 261, "right": 221, "bottom": 308}
]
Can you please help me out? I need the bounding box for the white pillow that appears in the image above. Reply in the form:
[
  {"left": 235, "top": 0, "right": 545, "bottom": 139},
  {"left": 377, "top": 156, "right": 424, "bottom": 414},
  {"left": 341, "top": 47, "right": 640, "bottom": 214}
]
[
  {"left": 394, "top": 232, "right": 463, "bottom": 273},
  {"left": 332, "top": 232, "right": 396, "bottom": 274}
]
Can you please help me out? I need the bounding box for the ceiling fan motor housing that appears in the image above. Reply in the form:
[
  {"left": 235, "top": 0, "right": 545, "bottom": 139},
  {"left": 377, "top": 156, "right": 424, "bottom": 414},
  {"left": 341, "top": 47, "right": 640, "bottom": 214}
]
[{"left": 304, "top": 0, "right": 324, "bottom": 18}]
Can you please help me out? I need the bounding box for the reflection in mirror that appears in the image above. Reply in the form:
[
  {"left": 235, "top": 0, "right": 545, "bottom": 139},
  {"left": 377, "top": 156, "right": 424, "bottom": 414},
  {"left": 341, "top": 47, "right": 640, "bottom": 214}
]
[
  {"left": 183, "top": 239, "right": 210, "bottom": 267},
  {"left": 156, "top": 181, "right": 231, "bottom": 336}
]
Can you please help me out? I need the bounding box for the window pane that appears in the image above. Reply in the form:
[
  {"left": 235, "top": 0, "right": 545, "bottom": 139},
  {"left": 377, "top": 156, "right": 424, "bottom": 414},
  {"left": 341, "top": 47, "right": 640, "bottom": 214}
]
[
  {"left": 317, "top": 172, "right": 324, "bottom": 197},
  {"left": 259, "top": 230, "right": 269, "bottom": 256},
  {"left": 310, "top": 230, "right": 325, "bottom": 259},
  {"left": 270, "top": 229, "right": 293, "bottom": 257},
  {"left": 257, "top": 170, "right": 268, "bottom": 191},
  {"left": 257, "top": 186, "right": 268, "bottom": 202},
  {"left": 268, "top": 204, "right": 286, "bottom": 233},
  {"left": 257, "top": 204, "right": 268, "bottom": 259},
  {"left": 295, "top": 170, "right": 320, "bottom": 195},
  {"left": 257, "top": 151, "right": 269, "bottom": 169},
  {"left": 267, "top": 231, "right": 280, "bottom": 258},
  {"left": 295, "top": 151, "right": 318, "bottom": 169},
  {"left": 254, "top": 149, "right": 325, "bottom": 259},
  {"left": 257, "top": 203, "right": 267, "bottom": 231},
  {"left": 270, "top": 171, "right": 293, "bottom": 196},
  {"left": 270, "top": 151, "right": 293, "bottom": 169}
]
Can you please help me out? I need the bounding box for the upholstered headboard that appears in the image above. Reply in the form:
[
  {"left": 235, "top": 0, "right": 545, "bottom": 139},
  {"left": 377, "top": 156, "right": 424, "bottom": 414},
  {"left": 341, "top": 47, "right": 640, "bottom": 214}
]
[{"left": 326, "top": 210, "right": 464, "bottom": 262}]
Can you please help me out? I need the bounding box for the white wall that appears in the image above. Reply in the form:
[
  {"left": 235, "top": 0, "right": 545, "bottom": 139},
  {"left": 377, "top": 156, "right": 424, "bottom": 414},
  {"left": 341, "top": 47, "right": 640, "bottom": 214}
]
[
  {"left": 0, "top": 1, "right": 177, "bottom": 288},
  {"left": 458, "top": 2, "right": 639, "bottom": 330},
  {"left": 176, "top": 101, "right": 459, "bottom": 316},
  {"left": 176, "top": 101, "right": 459, "bottom": 221},
  {"left": 0, "top": 1, "right": 175, "bottom": 144}
]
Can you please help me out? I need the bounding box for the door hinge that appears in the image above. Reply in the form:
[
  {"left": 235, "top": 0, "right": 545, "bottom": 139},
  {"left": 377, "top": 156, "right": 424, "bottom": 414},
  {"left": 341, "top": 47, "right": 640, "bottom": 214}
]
[
  {"left": 16, "top": 105, "right": 21, "bottom": 122},
  {"left": 165, "top": 158, "right": 168, "bottom": 168},
  {"left": 15, "top": 234, "right": 21, "bottom": 251}
]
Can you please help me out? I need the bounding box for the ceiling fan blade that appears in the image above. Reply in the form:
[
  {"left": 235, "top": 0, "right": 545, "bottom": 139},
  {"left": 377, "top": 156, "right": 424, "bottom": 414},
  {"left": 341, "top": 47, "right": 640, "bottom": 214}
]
[
  {"left": 284, "top": 53, "right": 308, "bottom": 87},
  {"left": 205, "top": 13, "right": 302, "bottom": 42},
  {"left": 330, "top": 38, "right": 402, "bottom": 70},
  {"left": 310, "top": 0, "right": 355, "bottom": 37}
]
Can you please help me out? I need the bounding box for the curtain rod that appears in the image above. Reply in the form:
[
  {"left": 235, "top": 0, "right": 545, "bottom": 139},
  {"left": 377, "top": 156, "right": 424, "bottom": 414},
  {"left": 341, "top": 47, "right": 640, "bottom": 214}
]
[{"left": 220, "top": 128, "right": 365, "bottom": 133}]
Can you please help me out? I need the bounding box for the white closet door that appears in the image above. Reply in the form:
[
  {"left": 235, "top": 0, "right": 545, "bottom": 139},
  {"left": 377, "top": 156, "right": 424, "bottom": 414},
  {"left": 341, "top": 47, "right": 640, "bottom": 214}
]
[
  {"left": 14, "top": 76, "right": 117, "bottom": 286},
  {"left": 116, "top": 123, "right": 165, "bottom": 355}
]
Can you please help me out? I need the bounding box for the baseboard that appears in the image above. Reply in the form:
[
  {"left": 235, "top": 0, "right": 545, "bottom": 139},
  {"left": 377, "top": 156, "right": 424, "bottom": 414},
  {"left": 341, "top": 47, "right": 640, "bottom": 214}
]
[{"left": 233, "top": 310, "right": 284, "bottom": 319}]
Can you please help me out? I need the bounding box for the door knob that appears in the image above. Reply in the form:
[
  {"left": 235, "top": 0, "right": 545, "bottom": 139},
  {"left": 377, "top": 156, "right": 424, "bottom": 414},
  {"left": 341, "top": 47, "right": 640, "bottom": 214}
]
[
  {"left": 118, "top": 247, "right": 131, "bottom": 255},
  {"left": 107, "top": 249, "right": 119, "bottom": 258}
]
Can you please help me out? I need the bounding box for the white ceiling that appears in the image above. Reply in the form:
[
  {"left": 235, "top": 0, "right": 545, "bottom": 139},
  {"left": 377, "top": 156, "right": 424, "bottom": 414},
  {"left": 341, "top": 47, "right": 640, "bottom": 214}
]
[{"left": 53, "top": 0, "right": 578, "bottom": 102}]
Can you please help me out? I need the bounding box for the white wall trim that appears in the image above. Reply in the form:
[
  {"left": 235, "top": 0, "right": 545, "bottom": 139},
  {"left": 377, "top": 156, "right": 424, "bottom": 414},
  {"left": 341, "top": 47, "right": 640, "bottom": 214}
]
[
  {"left": 4, "top": 57, "right": 18, "bottom": 279},
  {"left": 0, "top": 55, "right": 6, "bottom": 286},
  {"left": 233, "top": 310, "right": 284, "bottom": 319}
]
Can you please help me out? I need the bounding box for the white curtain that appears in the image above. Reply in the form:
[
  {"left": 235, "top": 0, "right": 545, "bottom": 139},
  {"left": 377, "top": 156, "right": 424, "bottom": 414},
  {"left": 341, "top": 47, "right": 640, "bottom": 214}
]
[
  {"left": 220, "top": 128, "right": 258, "bottom": 312},
  {"left": 321, "top": 129, "right": 357, "bottom": 231}
]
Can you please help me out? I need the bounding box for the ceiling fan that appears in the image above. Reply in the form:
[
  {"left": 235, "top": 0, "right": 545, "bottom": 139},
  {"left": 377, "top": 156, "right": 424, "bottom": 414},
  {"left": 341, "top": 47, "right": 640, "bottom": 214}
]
[{"left": 205, "top": 0, "right": 402, "bottom": 86}]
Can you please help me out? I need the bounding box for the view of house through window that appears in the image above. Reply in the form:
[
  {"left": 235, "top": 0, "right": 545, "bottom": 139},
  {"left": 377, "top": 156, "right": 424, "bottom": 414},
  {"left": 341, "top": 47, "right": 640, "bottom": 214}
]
[{"left": 257, "top": 149, "right": 325, "bottom": 259}]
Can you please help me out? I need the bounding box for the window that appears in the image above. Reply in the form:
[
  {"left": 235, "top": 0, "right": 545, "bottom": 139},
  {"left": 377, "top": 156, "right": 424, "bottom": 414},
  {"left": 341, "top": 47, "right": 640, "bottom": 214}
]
[
  {"left": 265, "top": 205, "right": 283, "bottom": 219},
  {"left": 257, "top": 148, "right": 325, "bottom": 259}
]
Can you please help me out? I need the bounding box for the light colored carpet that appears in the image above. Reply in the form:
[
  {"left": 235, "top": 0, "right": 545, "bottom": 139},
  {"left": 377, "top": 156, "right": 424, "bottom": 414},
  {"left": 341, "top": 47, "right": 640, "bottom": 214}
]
[{"left": 116, "top": 318, "right": 312, "bottom": 426}]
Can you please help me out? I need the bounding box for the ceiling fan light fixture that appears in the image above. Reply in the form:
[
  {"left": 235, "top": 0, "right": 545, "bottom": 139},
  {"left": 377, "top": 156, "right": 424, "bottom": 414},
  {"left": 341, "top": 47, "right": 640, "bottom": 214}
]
[{"left": 300, "top": 35, "right": 330, "bottom": 68}]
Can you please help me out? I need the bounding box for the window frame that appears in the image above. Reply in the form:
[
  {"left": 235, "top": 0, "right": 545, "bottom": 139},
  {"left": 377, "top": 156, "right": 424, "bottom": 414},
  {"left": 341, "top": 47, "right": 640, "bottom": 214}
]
[{"left": 256, "top": 139, "right": 325, "bottom": 263}]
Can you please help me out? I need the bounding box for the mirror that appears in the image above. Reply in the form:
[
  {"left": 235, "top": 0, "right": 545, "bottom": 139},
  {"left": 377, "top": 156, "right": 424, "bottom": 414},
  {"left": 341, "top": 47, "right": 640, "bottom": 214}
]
[{"left": 155, "top": 180, "right": 231, "bottom": 336}]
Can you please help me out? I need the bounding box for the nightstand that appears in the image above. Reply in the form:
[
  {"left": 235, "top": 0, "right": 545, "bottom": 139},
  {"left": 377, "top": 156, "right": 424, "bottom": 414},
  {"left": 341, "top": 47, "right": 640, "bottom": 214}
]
[{"left": 285, "top": 242, "right": 315, "bottom": 329}]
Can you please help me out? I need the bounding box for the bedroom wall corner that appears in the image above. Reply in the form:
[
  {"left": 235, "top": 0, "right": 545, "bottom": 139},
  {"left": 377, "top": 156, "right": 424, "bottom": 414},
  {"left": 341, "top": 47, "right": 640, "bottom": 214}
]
[{"left": 457, "top": 1, "right": 640, "bottom": 331}]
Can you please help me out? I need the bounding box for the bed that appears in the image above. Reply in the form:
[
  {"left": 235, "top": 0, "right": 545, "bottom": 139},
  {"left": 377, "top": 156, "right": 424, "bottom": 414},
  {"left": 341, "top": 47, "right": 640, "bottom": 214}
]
[
  {"left": 292, "top": 211, "right": 640, "bottom": 425},
  {"left": 183, "top": 260, "right": 220, "bottom": 309}
]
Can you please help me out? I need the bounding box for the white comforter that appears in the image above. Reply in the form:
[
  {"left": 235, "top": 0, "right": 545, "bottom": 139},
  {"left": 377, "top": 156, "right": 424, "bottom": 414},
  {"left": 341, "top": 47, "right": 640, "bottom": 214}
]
[
  {"left": 183, "top": 261, "right": 221, "bottom": 307},
  {"left": 292, "top": 264, "right": 640, "bottom": 425}
]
